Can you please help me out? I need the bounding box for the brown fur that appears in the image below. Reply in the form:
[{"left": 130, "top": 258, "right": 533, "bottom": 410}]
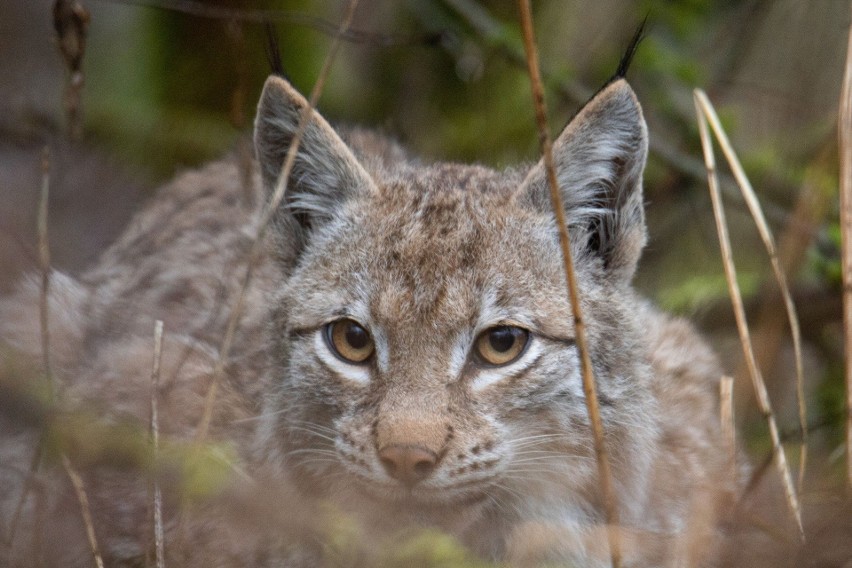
[{"left": 0, "top": 76, "right": 737, "bottom": 567}]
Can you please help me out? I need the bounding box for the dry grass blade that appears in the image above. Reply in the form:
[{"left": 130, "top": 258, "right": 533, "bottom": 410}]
[
  {"left": 38, "top": 146, "right": 53, "bottom": 395},
  {"left": 694, "top": 90, "right": 804, "bottom": 539},
  {"left": 35, "top": 142, "right": 105, "bottom": 567},
  {"left": 101, "top": 0, "right": 436, "bottom": 46},
  {"left": 150, "top": 320, "right": 165, "bottom": 568},
  {"left": 53, "top": 0, "right": 90, "bottom": 140},
  {"left": 5, "top": 147, "right": 54, "bottom": 550},
  {"left": 62, "top": 455, "right": 105, "bottom": 568},
  {"left": 839, "top": 11, "right": 852, "bottom": 492},
  {"left": 515, "top": 1, "right": 620, "bottom": 566},
  {"left": 4, "top": 440, "right": 43, "bottom": 550},
  {"left": 195, "top": 0, "right": 360, "bottom": 443},
  {"left": 720, "top": 375, "right": 736, "bottom": 471},
  {"left": 693, "top": 89, "right": 808, "bottom": 492}
]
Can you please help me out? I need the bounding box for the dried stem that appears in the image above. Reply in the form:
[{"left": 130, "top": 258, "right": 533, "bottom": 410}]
[
  {"left": 840, "top": 9, "right": 852, "bottom": 493},
  {"left": 38, "top": 147, "right": 53, "bottom": 395},
  {"left": 150, "top": 320, "right": 165, "bottom": 568},
  {"left": 694, "top": 90, "right": 804, "bottom": 539},
  {"left": 5, "top": 147, "right": 54, "bottom": 550},
  {"left": 3, "top": 439, "right": 43, "bottom": 550},
  {"left": 53, "top": 0, "right": 90, "bottom": 140},
  {"left": 720, "top": 376, "right": 736, "bottom": 474},
  {"left": 516, "top": 2, "right": 620, "bottom": 566},
  {"left": 441, "top": 0, "right": 798, "bottom": 232},
  {"left": 62, "top": 455, "right": 105, "bottom": 568},
  {"left": 195, "top": 0, "right": 360, "bottom": 443},
  {"left": 225, "top": 20, "right": 255, "bottom": 208},
  {"left": 96, "top": 0, "right": 437, "bottom": 47},
  {"left": 693, "top": 89, "right": 808, "bottom": 491},
  {"left": 34, "top": 142, "right": 105, "bottom": 567},
  {"left": 747, "top": 157, "right": 830, "bottom": 494}
]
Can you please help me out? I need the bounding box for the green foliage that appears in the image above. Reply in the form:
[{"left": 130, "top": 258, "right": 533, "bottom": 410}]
[
  {"left": 171, "top": 442, "right": 240, "bottom": 501},
  {"left": 658, "top": 271, "right": 760, "bottom": 314},
  {"left": 811, "top": 220, "right": 843, "bottom": 286},
  {"left": 380, "top": 529, "right": 496, "bottom": 568},
  {"left": 816, "top": 361, "right": 847, "bottom": 453}
]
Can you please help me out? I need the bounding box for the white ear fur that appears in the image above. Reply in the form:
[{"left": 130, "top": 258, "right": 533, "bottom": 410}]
[
  {"left": 254, "top": 75, "right": 376, "bottom": 227},
  {"left": 518, "top": 79, "right": 649, "bottom": 284}
]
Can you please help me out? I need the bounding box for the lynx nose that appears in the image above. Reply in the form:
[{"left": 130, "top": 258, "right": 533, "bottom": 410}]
[{"left": 378, "top": 444, "right": 438, "bottom": 487}]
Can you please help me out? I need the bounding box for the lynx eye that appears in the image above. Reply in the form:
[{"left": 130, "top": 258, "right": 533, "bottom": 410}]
[
  {"left": 474, "top": 326, "right": 529, "bottom": 367},
  {"left": 325, "top": 319, "right": 375, "bottom": 364}
]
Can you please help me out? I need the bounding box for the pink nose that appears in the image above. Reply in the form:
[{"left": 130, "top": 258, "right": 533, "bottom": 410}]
[{"left": 378, "top": 444, "right": 438, "bottom": 487}]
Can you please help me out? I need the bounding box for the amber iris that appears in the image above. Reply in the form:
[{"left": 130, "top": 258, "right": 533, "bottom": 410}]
[
  {"left": 326, "top": 319, "right": 375, "bottom": 363},
  {"left": 474, "top": 326, "right": 529, "bottom": 366}
]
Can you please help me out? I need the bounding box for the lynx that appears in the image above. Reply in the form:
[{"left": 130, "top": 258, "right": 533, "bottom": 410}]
[{"left": 0, "top": 73, "right": 737, "bottom": 567}]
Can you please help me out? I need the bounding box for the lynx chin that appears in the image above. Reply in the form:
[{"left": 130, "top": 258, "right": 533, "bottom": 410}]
[{"left": 0, "top": 74, "right": 738, "bottom": 567}]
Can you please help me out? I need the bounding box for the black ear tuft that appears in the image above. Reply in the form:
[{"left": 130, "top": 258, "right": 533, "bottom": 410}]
[
  {"left": 264, "top": 22, "right": 288, "bottom": 79},
  {"left": 612, "top": 16, "right": 648, "bottom": 82}
]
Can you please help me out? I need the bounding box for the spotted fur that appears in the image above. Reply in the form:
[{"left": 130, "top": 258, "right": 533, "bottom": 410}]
[{"left": 0, "top": 76, "right": 737, "bottom": 567}]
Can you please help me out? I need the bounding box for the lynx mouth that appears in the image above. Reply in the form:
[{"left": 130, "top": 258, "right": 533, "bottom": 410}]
[{"left": 351, "top": 476, "right": 492, "bottom": 509}]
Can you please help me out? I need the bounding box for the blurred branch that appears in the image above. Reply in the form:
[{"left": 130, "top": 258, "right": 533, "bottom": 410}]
[
  {"left": 53, "top": 0, "right": 90, "bottom": 141},
  {"left": 440, "top": 0, "right": 805, "bottom": 233},
  {"left": 838, "top": 6, "right": 852, "bottom": 493},
  {"left": 695, "top": 284, "right": 842, "bottom": 341},
  {"left": 706, "top": 0, "right": 769, "bottom": 94},
  {"left": 94, "top": 0, "right": 443, "bottom": 47}
]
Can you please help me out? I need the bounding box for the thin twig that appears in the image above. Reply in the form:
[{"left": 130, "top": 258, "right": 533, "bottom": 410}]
[
  {"left": 150, "top": 320, "right": 165, "bottom": 568},
  {"left": 839, "top": 6, "right": 852, "bottom": 493},
  {"left": 35, "top": 142, "right": 105, "bottom": 567},
  {"left": 53, "top": 0, "right": 90, "bottom": 140},
  {"left": 3, "top": 439, "right": 43, "bottom": 550},
  {"left": 62, "top": 455, "right": 105, "bottom": 568},
  {"left": 720, "top": 375, "right": 736, "bottom": 474},
  {"left": 693, "top": 90, "right": 808, "bottom": 492},
  {"left": 516, "top": 2, "right": 620, "bottom": 566},
  {"left": 694, "top": 90, "right": 804, "bottom": 539},
  {"left": 441, "top": 0, "right": 802, "bottom": 233},
  {"left": 747, "top": 156, "right": 831, "bottom": 494},
  {"left": 38, "top": 146, "right": 53, "bottom": 396},
  {"left": 93, "top": 0, "right": 439, "bottom": 47},
  {"left": 5, "top": 147, "right": 54, "bottom": 550},
  {"left": 195, "top": 0, "right": 361, "bottom": 443},
  {"left": 225, "top": 20, "right": 255, "bottom": 208}
]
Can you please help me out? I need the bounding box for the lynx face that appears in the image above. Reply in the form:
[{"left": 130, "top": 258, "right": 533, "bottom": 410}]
[{"left": 253, "top": 77, "right": 659, "bottom": 527}]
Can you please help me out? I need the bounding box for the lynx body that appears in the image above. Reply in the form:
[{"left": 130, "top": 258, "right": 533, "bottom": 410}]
[{"left": 0, "top": 76, "right": 735, "bottom": 567}]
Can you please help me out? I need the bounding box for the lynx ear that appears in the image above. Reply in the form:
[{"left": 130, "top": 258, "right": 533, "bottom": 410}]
[
  {"left": 518, "top": 79, "right": 648, "bottom": 285},
  {"left": 254, "top": 75, "right": 376, "bottom": 231}
]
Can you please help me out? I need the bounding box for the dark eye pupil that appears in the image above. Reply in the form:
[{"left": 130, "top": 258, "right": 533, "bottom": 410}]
[
  {"left": 488, "top": 327, "right": 516, "bottom": 353},
  {"left": 345, "top": 323, "right": 369, "bottom": 349}
]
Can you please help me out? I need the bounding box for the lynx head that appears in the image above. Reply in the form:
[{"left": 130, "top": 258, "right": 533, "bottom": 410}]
[{"left": 253, "top": 75, "right": 658, "bottom": 526}]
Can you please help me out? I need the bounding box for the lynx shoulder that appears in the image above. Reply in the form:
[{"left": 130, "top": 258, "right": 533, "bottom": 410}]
[{"left": 0, "top": 75, "right": 737, "bottom": 567}]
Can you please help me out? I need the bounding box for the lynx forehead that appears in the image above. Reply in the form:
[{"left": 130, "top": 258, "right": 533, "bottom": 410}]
[{"left": 0, "top": 71, "right": 736, "bottom": 567}]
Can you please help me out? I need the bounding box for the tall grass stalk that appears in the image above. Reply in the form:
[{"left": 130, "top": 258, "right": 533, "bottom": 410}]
[
  {"left": 838, "top": 8, "right": 852, "bottom": 493},
  {"left": 516, "top": 2, "right": 621, "bottom": 566},
  {"left": 694, "top": 90, "right": 804, "bottom": 539}
]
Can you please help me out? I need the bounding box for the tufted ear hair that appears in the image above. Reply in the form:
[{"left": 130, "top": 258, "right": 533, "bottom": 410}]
[
  {"left": 254, "top": 75, "right": 376, "bottom": 260},
  {"left": 517, "top": 79, "right": 648, "bottom": 285}
]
